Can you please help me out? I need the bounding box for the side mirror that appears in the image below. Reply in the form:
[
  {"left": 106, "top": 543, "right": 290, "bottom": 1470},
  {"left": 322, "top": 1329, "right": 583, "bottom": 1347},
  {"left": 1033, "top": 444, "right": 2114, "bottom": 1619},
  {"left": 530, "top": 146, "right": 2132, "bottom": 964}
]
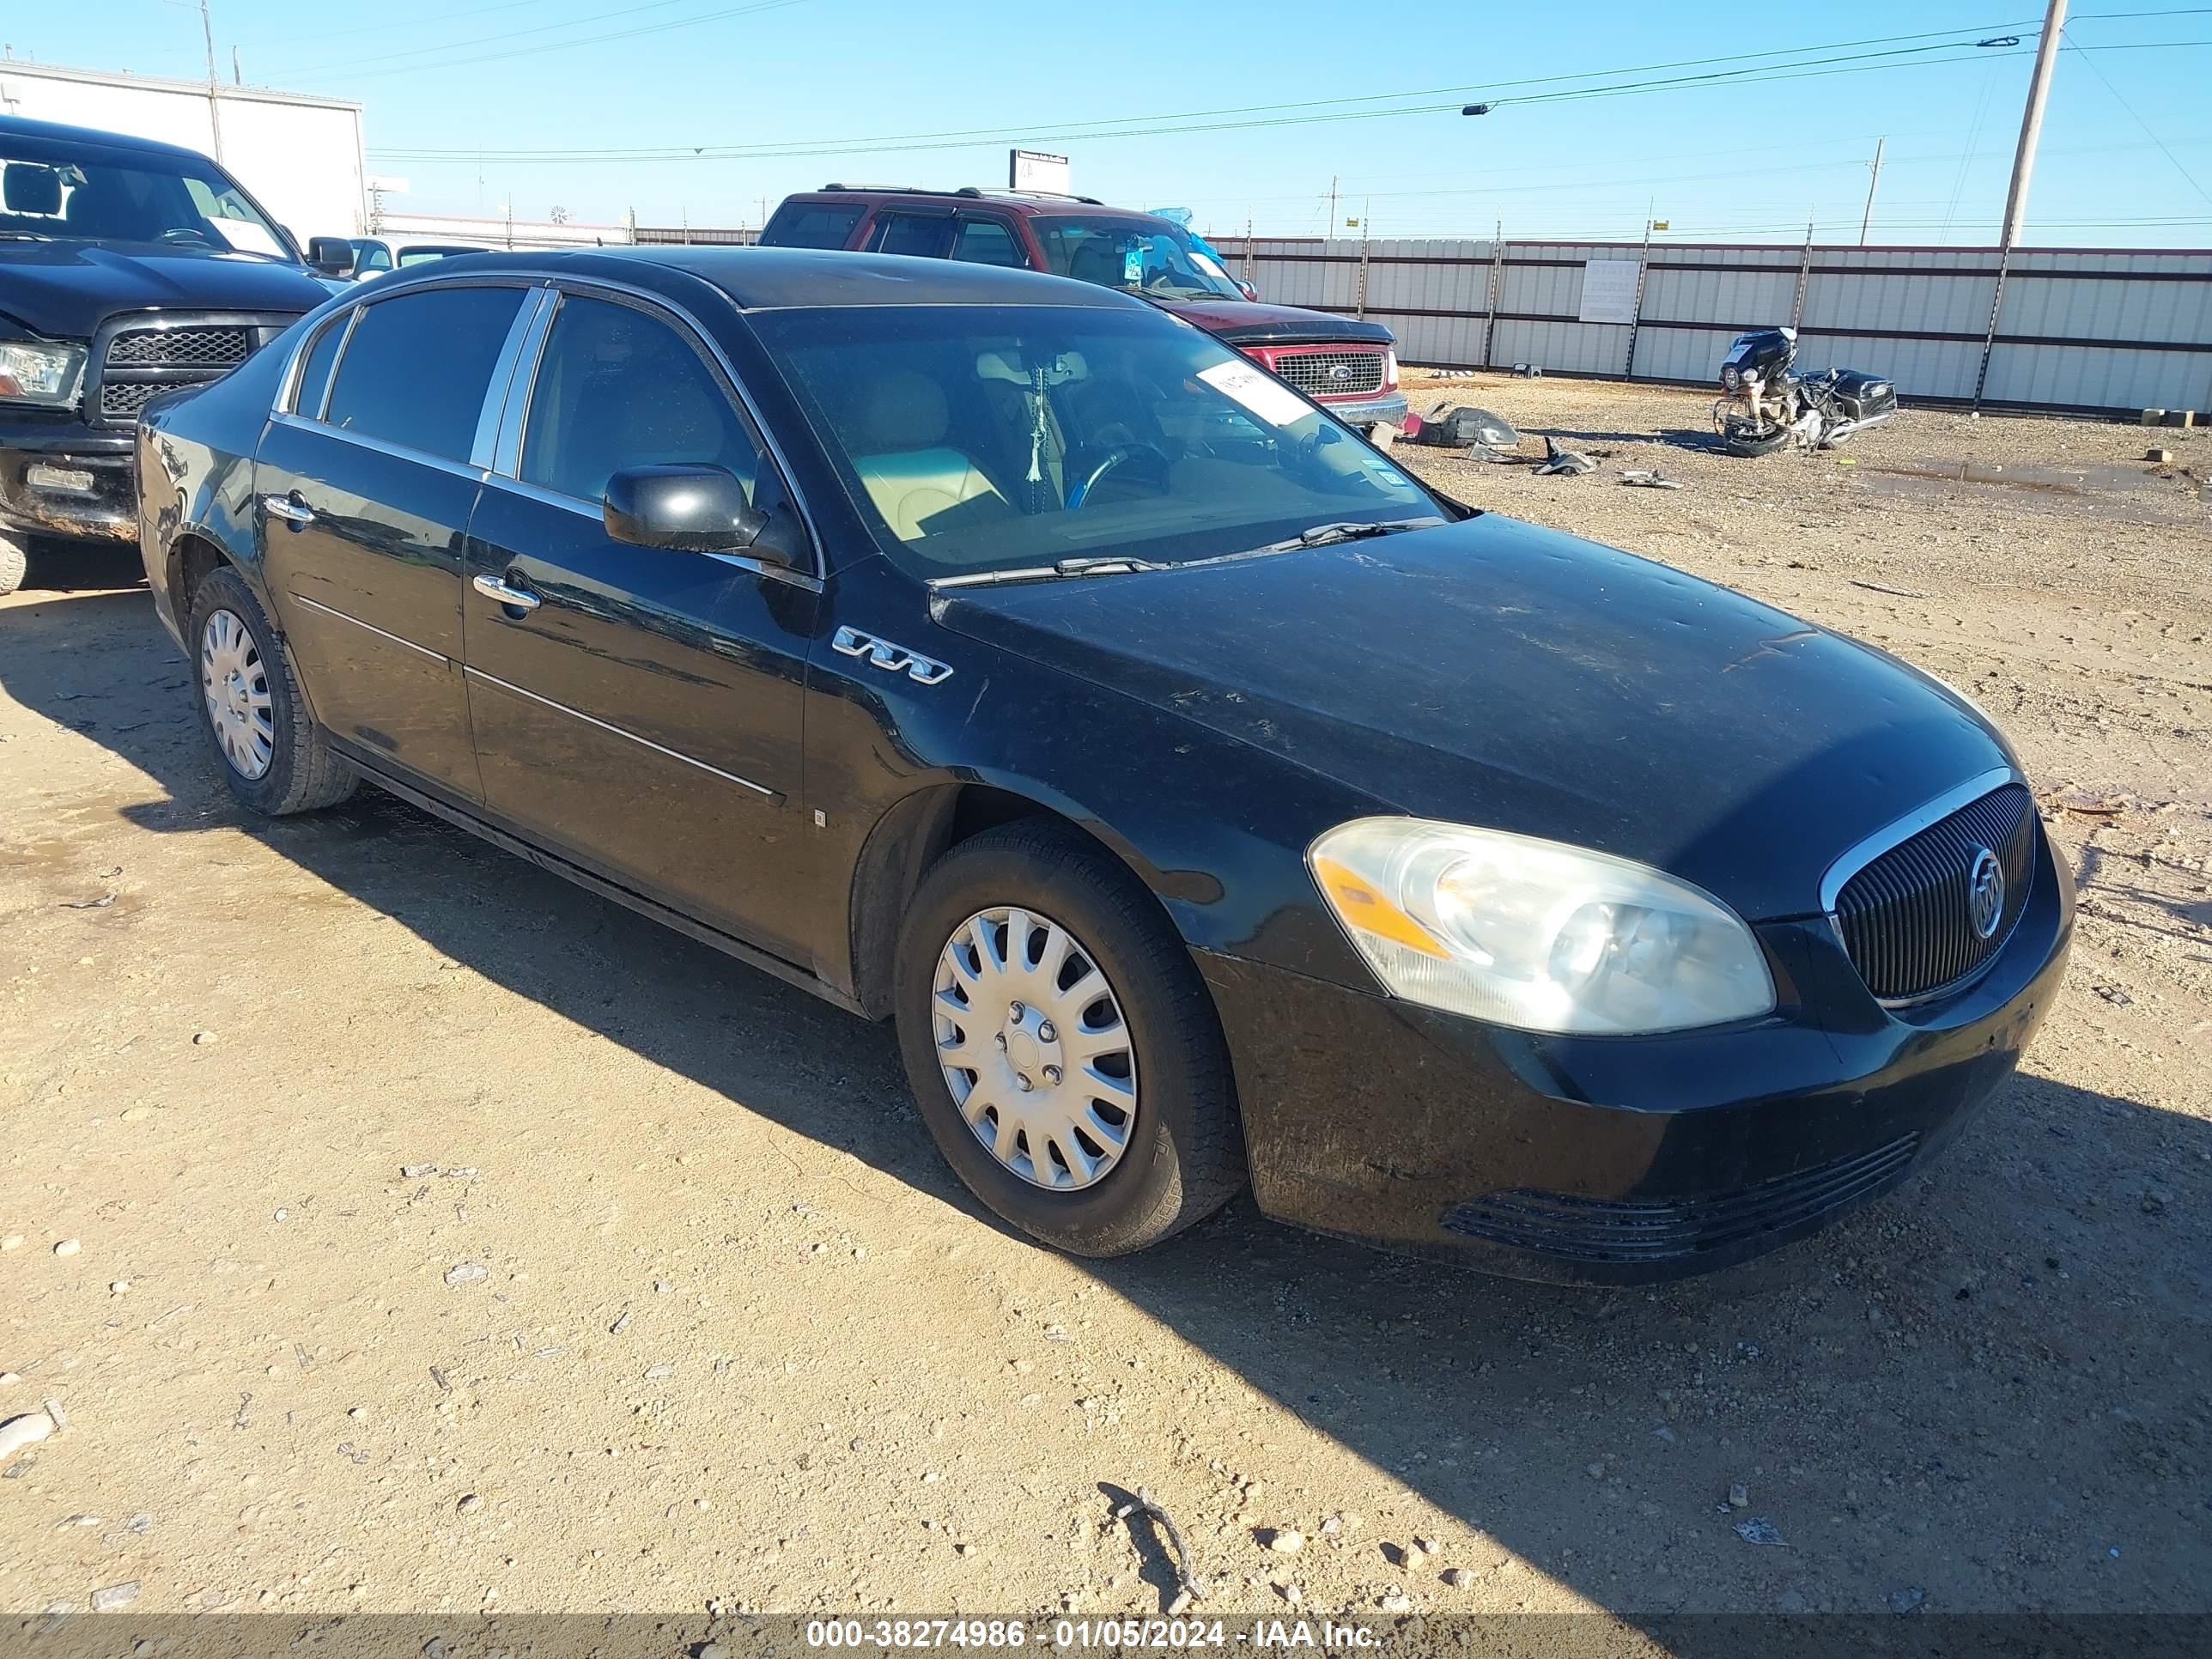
[
  {"left": 1237, "top": 278, "right": 1260, "bottom": 302},
  {"left": 604, "top": 464, "right": 781, "bottom": 560},
  {"left": 306, "top": 236, "right": 356, "bottom": 276}
]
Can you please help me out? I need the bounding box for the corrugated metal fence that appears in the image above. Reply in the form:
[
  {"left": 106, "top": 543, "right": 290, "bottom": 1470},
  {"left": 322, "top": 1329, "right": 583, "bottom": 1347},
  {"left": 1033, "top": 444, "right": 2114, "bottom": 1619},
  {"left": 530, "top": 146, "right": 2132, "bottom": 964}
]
[{"left": 1211, "top": 235, "right": 2212, "bottom": 416}]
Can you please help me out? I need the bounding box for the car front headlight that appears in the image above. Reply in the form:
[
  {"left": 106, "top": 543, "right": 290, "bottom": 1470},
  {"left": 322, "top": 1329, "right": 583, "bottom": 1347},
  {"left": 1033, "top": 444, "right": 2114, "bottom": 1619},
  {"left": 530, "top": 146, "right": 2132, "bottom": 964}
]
[
  {"left": 0, "top": 336, "right": 88, "bottom": 408},
  {"left": 1309, "top": 818, "right": 1776, "bottom": 1035}
]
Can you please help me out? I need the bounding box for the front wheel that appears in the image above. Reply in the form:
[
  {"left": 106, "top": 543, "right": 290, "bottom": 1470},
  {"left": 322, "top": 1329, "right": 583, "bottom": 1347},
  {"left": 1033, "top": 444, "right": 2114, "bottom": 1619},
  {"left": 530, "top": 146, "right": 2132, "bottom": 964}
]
[
  {"left": 0, "top": 535, "right": 26, "bottom": 597},
  {"left": 893, "top": 820, "right": 1246, "bottom": 1256}
]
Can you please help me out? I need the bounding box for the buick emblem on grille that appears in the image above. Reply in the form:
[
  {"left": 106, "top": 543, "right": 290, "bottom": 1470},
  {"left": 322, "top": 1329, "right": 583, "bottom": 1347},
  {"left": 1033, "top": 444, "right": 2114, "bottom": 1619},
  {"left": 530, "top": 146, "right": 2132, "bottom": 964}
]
[{"left": 1967, "top": 847, "right": 2005, "bottom": 939}]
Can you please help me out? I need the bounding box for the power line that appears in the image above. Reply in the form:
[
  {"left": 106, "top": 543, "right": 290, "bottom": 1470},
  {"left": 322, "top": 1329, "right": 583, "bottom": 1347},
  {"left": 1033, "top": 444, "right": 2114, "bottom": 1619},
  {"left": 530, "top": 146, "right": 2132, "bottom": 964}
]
[
  {"left": 2060, "top": 26, "right": 2212, "bottom": 204},
  {"left": 374, "top": 38, "right": 2048, "bottom": 161},
  {"left": 275, "top": 0, "right": 707, "bottom": 75},
  {"left": 287, "top": 0, "right": 808, "bottom": 84}
]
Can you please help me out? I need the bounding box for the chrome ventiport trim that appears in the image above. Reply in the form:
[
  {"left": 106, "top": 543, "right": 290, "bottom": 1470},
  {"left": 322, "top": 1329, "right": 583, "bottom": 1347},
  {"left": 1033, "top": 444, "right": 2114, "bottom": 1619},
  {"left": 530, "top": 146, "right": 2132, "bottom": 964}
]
[
  {"left": 831, "top": 626, "right": 954, "bottom": 685},
  {"left": 1815, "top": 765, "right": 2024, "bottom": 916},
  {"left": 462, "top": 666, "right": 778, "bottom": 799},
  {"left": 287, "top": 592, "right": 449, "bottom": 664}
]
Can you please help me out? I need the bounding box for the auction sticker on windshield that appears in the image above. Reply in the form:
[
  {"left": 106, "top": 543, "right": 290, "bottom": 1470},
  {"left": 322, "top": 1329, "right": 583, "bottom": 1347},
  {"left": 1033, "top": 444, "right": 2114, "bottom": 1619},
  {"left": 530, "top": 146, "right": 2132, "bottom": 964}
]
[{"left": 1197, "top": 359, "right": 1314, "bottom": 428}]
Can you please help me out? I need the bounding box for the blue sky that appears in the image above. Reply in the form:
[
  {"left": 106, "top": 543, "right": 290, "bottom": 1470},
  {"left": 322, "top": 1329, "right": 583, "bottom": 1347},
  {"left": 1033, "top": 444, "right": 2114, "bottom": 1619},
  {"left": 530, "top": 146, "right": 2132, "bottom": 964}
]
[{"left": 18, "top": 0, "right": 2212, "bottom": 243}]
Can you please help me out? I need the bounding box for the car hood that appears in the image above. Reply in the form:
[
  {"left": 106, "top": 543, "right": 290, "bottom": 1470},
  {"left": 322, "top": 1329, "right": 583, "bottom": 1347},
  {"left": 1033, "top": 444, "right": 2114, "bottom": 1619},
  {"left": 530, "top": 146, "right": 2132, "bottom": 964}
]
[
  {"left": 932, "top": 515, "right": 2015, "bottom": 923},
  {"left": 0, "top": 241, "right": 328, "bottom": 337},
  {"left": 1153, "top": 295, "right": 1395, "bottom": 348}
]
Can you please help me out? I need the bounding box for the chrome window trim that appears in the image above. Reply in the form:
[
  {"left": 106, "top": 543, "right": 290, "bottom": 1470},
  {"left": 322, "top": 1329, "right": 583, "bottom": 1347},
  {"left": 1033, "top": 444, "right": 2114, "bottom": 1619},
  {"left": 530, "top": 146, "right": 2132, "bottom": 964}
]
[
  {"left": 489, "top": 288, "right": 559, "bottom": 478},
  {"left": 288, "top": 592, "right": 450, "bottom": 665},
  {"left": 276, "top": 305, "right": 360, "bottom": 421},
  {"left": 474, "top": 472, "right": 823, "bottom": 592},
  {"left": 471, "top": 288, "right": 554, "bottom": 471},
  {"left": 462, "top": 665, "right": 779, "bottom": 799},
  {"left": 267, "top": 411, "right": 490, "bottom": 485},
  {"left": 1816, "top": 765, "right": 2027, "bottom": 916},
  {"left": 513, "top": 275, "right": 825, "bottom": 581}
]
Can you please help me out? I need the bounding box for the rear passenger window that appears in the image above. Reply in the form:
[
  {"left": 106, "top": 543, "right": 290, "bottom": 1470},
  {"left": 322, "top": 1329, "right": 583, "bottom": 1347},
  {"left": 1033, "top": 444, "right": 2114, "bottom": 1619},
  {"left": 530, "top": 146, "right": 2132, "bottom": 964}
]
[
  {"left": 520, "top": 295, "right": 762, "bottom": 507},
  {"left": 871, "top": 214, "right": 953, "bottom": 258},
  {"left": 322, "top": 286, "right": 525, "bottom": 462},
  {"left": 290, "top": 312, "right": 349, "bottom": 419},
  {"left": 951, "top": 218, "right": 1024, "bottom": 268},
  {"left": 760, "top": 203, "right": 864, "bottom": 249}
]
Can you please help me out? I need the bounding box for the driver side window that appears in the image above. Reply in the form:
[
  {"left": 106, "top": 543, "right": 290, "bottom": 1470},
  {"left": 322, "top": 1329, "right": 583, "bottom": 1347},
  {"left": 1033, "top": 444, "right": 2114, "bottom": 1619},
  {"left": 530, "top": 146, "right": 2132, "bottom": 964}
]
[{"left": 520, "top": 295, "right": 763, "bottom": 507}]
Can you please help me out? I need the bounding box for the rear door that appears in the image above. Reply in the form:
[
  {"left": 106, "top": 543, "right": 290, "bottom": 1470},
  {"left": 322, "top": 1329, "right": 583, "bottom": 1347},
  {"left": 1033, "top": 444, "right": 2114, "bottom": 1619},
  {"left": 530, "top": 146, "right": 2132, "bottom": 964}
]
[
  {"left": 459, "top": 284, "right": 819, "bottom": 958},
  {"left": 257, "top": 280, "right": 537, "bottom": 799}
]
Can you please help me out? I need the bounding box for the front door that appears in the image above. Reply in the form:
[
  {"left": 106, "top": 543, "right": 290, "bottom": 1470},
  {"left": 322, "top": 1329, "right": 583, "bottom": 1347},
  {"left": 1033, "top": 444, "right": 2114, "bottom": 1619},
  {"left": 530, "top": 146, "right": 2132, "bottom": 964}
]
[
  {"left": 258, "top": 282, "right": 533, "bottom": 799},
  {"left": 459, "top": 288, "right": 818, "bottom": 958}
]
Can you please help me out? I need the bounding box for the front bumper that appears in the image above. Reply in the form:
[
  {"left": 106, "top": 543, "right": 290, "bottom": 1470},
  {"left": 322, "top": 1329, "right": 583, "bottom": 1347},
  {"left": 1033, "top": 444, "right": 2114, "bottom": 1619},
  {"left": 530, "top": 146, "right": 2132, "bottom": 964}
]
[
  {"left": 1200, "top": 824, "right": 2074, "bottom": 1285},
  {"left": 0, "top": 413, "right": 136, "bottom": 544},
  {"left": 1315, "top": 389, "right": 1412, "bottom": 433}
]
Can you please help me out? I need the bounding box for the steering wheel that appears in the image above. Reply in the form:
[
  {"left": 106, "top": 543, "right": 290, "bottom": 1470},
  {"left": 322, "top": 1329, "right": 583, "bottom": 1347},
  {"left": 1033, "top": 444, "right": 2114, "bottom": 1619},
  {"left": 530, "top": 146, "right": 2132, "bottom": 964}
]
[{"left": 1066, "top": 444, "right": 1169, "bottom": 510}]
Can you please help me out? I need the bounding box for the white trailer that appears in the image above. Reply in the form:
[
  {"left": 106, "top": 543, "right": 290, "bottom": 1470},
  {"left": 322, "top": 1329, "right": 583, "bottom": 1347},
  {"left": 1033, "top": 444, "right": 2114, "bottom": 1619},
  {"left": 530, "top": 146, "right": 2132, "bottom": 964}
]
[{"left": 0, "top": 60, "right": 365, "bottom": 242}]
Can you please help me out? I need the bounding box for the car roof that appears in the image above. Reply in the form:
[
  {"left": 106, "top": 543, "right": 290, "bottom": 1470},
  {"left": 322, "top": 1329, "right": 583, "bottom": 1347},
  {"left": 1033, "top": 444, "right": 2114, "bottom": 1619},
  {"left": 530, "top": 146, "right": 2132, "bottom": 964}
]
[
  {"left": 0, "top": 112, "right": 213, "bottom": 165},
  {"left": 781, "top": 187, "right": 1168, "bottom": 228},
  {"left": 374, "top": 246, "right": 1154, "bottom": 313}
]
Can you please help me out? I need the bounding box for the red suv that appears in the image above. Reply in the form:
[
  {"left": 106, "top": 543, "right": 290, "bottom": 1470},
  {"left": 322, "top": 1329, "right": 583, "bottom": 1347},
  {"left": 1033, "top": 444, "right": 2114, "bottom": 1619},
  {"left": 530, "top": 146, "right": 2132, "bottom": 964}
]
[{"left": 760, "top": 187, "right": 1410, "bottom": 437}]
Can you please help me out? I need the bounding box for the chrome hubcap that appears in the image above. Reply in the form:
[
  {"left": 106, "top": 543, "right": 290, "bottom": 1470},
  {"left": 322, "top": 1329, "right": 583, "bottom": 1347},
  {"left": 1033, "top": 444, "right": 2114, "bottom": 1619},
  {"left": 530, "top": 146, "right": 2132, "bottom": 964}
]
[
  {"left": 933, "top": 907, "right": 1138, "bottom": 1191},
  {"left": 200, "top": 608, "right": 274, "bottom": 781}
]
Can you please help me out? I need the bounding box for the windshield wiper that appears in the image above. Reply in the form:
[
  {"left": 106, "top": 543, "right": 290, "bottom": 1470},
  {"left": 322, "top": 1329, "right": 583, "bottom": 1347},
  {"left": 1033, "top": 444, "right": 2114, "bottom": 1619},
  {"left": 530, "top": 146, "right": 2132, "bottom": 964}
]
[
  {"left": 1251, "top": 518, "right": 1438, "bottom": 554},
  {"left": 932, "top": 556, "right": 1169, "bottom": 590}
]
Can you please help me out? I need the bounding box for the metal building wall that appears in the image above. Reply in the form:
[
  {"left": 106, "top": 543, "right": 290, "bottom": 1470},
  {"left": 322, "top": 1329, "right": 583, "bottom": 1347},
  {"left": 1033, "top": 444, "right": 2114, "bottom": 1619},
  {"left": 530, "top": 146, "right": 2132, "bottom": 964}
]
[{"left": 1212, "top": 233, "right": 2212, "bottom": 416}]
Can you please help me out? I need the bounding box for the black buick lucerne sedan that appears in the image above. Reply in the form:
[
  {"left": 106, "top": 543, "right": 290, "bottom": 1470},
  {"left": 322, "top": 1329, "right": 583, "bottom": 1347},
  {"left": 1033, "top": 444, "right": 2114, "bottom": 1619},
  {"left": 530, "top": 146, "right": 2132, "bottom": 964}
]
[{"left": 134, "top": 248, "right": 2072, "bottom": 1284}]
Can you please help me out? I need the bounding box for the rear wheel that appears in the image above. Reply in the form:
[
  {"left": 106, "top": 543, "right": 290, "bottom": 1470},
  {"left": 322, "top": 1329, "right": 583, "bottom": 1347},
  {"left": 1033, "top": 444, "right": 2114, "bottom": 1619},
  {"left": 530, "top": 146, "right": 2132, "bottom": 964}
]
[
  {"left": 187, "top": 564, "right": 356, "bottom": 816},
  {"left": 893, "top": 820, "right": 1245, "bottom": 1256}
]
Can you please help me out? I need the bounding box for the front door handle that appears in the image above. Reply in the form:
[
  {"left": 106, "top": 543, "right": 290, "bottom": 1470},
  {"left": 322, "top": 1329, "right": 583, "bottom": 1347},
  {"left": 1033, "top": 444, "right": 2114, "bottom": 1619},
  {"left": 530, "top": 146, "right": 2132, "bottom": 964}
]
[
  {"left": 472, "top": 573, "right": 541, "bottom": 612},
  {"left": 261, "top": 492, "right": 314, "bottom": 526}
]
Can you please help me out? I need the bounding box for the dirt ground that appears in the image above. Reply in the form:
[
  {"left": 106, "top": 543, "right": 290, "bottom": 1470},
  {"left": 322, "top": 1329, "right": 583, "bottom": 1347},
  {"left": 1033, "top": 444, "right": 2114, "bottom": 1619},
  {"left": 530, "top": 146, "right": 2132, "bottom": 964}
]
[{"left": 3, "top": 374, "right": 2209, "bottom": 1641}]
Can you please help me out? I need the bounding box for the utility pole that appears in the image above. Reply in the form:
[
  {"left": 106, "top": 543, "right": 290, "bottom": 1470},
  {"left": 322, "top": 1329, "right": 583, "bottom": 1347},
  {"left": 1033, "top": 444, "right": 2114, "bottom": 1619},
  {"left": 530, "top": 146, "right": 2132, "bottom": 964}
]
[
  {"left": 1859, "top": 137, "right": 1885, "bottom": 245},
  {"left": 1326, "top": 174, "right": 1337, "bottom": 242},
  {"left": 2001, "top": 0, "right": 2068, "bottom": 246},
  {"left": 198, "top": 0, "right": 223, "bottom": 161}
]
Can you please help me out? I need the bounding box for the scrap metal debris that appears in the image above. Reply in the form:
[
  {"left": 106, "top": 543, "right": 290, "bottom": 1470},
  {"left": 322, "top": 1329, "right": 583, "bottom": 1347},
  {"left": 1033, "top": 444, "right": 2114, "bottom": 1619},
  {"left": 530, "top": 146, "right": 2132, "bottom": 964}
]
[
  {"left": 1419, "top": 405, "right": 1522, "bottom": 450},
  {"left": 59, "top": 892, "right": 116, "bottom": 909},
  {"left": 1620, "top": 469, "right": 1682, "bottom": 489},
  {"left": 1534, "top": 436, "right": 1596, "bottom": 477},
  {"left": 1734, "top": 1517, "right": 1788, "bottom": 1546},
  {"left": 1112, "top": 1486, "right": 1207, "bottom": 1613},
  {"left": 1847, "top": 580, "right": 1929, "bottom": 599}
]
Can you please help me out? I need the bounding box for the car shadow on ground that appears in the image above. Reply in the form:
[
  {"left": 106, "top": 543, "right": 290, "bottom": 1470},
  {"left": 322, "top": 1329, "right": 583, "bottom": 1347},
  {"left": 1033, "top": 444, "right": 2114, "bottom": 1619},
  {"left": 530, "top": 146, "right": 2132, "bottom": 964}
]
[
  {"left": 4, "top": 586, "right": 2208, "bottom": 1629},
  {"left": 1524, "top": 427, "right": 1727, "bottom": 455}
]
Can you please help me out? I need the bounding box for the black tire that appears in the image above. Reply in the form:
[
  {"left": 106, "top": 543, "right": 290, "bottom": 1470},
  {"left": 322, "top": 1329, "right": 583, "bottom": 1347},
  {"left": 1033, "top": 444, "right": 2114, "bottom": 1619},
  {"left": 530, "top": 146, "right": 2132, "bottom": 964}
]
[
  {"left": 893, "top": 819, "right": 1246, "bottom": 1256},
  {"left": 187, "top": 564, "right": 356, "bottom": 816},
  {"left": 1722, "top": 423, "right": 1793, "bottom": 458},
  {"left": 0, "top": 536, "right": 25, "bottom": 598}
]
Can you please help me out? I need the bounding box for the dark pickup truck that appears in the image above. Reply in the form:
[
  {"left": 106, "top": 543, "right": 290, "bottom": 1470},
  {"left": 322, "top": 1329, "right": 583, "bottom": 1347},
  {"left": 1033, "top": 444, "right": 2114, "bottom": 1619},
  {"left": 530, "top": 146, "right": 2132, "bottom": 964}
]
[{"left": 0, "top": 113, "right": 337, "bottom": 594}]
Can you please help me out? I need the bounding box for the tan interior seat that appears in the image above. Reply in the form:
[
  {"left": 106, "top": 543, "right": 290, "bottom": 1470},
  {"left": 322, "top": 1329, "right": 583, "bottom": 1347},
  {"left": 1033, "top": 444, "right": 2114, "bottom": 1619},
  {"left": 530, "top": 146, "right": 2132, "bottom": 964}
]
[{"left": 848, "top": 371, "right": 1005, "bottom": 541}]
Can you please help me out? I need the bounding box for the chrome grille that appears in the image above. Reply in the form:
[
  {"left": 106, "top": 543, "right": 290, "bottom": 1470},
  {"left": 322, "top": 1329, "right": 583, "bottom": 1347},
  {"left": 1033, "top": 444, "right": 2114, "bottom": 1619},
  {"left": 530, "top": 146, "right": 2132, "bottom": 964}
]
[
  {"left": 91, "top": 314, "right": 297, "bottom": 428},
  {"left": 1271, "top": 349, "right": 1386, "bottom": 398},
  {"left": 1441, "top": 1134, "right": 1921, "bottom": 1265},
  {"left": 1832, "top": 783, "right": 2038, "bottom": 1001}
]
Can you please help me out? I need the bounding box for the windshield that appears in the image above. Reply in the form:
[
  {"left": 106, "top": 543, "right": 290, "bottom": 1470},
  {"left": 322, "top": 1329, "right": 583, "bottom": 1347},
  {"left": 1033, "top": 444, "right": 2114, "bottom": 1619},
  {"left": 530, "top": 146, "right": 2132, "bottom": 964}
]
[
  {"left": 0, "top": 143, "right": 294, "bottom": 258},
  {"left": 1030, "top": 216, "right": 1243, "bottom": 302},
  {"left": 756, "top": 305, "right": 1440, "bottom": 580}
]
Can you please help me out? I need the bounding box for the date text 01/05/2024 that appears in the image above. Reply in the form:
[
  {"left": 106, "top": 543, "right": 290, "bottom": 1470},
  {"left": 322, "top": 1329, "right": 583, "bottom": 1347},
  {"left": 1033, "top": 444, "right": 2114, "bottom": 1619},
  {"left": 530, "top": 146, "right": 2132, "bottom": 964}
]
[{"left": 802, "top": 1619, "right": 1384, "bottom": 1649}]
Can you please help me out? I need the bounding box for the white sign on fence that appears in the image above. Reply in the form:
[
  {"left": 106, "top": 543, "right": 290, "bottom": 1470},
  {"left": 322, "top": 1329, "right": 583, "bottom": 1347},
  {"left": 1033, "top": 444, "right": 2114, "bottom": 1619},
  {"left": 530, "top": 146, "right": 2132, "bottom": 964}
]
[
  {"left": 1009, "top": 149, "right": 1070, "bottom": 195},
  {"left": 1577, "top": 258, "right": 1642, "bottom": 325}
]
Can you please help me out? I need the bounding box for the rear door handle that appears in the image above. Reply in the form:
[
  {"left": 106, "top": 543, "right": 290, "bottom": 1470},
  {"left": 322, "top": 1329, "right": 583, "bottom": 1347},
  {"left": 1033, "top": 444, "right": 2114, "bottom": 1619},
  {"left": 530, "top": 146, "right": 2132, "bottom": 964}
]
[
  {"left": 261, "top": 492, "right": 314, "bottom": 526},
  {"left": 472, "top": 573, "right": 541, "bottom": 612}
]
